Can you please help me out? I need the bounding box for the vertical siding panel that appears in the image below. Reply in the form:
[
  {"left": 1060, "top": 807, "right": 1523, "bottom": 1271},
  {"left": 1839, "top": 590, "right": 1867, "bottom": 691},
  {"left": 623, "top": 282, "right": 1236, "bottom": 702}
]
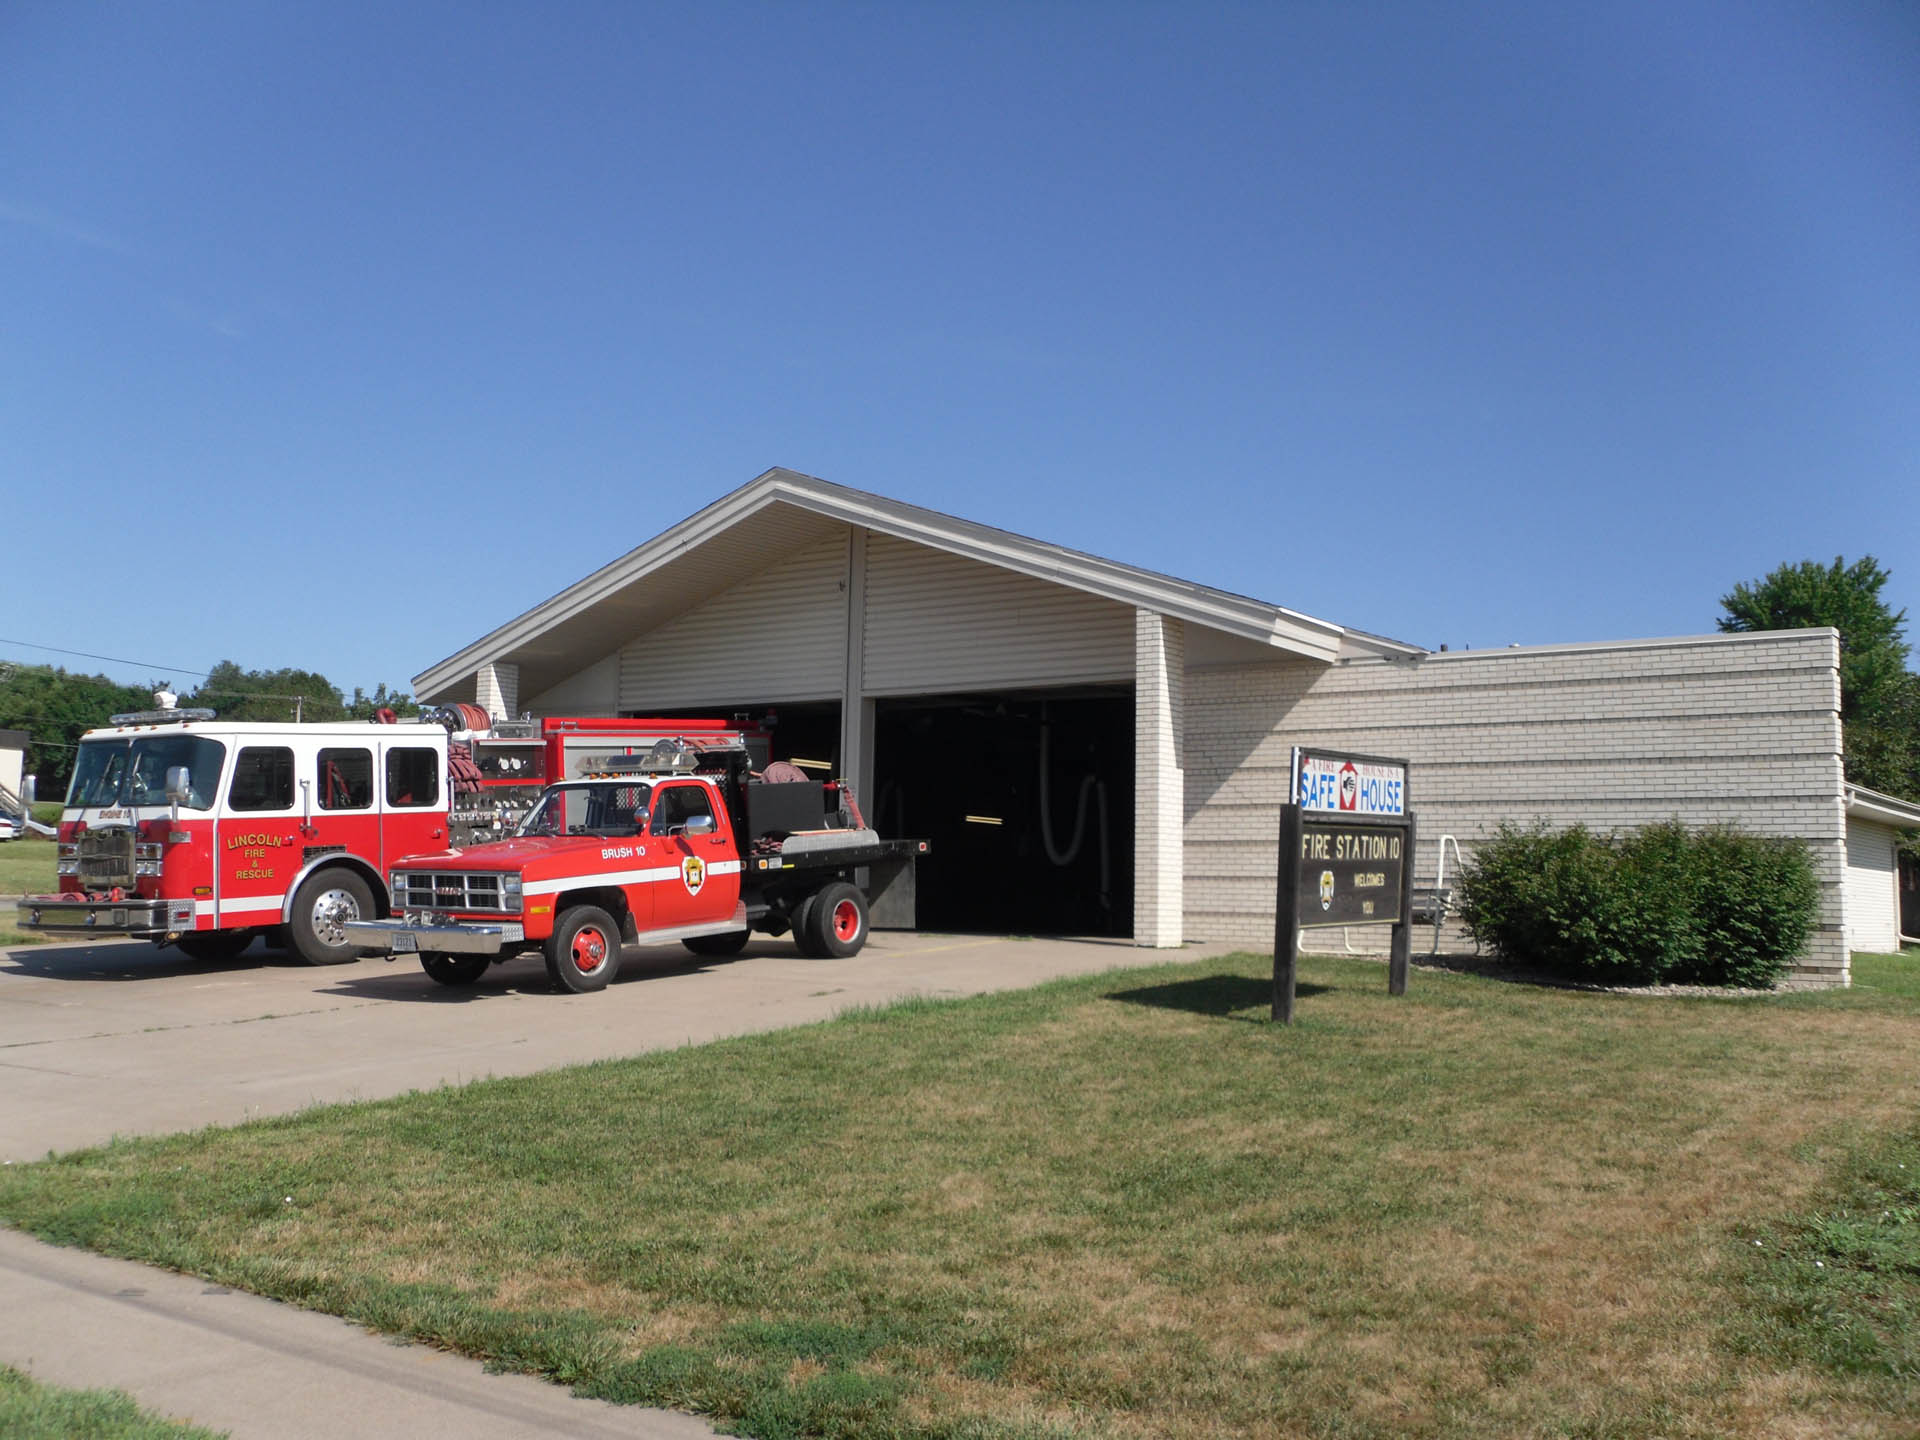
[
  {"left": 617, "top": 534, "right": 850, "bottom": 707},
  {"left": 862, "top": 534, "right": 1132, "bottom": 692},
  {"left": 1844, "top": 817, "right": 1899, "bottom": 953}
]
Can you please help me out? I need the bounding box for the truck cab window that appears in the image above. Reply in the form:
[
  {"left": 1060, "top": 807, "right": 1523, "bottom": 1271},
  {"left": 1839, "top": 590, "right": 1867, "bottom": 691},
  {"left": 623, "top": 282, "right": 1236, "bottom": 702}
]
[
  {"left": 229, "top": 747, "right": 295, "bottom": 812},
  {"left": 318, "top": 748, "right": 374, "bottom": 810},
  {"left": 650, "top": 784, "right": 714, "bottom": 836},
  {"left": 386, "top": 748, "right": 440, "bottom": 808}
]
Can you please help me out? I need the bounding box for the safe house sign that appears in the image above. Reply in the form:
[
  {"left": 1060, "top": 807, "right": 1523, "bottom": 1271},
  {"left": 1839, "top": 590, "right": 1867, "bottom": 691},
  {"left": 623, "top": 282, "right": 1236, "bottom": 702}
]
[{"left": 1292, "top": 747, "right": 1406, "bottom": 817}]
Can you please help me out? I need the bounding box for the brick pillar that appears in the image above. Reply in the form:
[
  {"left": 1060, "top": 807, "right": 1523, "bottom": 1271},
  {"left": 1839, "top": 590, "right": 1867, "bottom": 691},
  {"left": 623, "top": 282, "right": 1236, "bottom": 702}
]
[
  {"left": 476, "top": 662, "right": 519, "bottom": 722},
  {"left": 1134, "top": 611, "right": 1185, "bottom": 947}
]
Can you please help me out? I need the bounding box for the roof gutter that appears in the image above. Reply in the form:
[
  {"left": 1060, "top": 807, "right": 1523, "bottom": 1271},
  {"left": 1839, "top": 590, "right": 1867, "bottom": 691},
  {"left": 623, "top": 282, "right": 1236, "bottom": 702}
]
[{"left": 1845, "top": 784, "right": 1920, "bottom": 829}]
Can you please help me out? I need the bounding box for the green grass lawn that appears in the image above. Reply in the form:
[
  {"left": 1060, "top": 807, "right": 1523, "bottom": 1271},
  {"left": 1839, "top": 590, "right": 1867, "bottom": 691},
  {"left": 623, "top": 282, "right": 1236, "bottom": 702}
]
[
  {"left": 0, "top": 1365, "right": 226, "bottom": 1439},
  {"left": 2, "top": 950, "right": 1917, "bottom": 1439},
  {"left": 0, "top": 835, "right": 56, "bottom": 896},
  {"left": 0, "top": 836, "right": 58, "bottom": 943},
  {"left": 0, "top": 833, "right": 58, "bottom": 948}
]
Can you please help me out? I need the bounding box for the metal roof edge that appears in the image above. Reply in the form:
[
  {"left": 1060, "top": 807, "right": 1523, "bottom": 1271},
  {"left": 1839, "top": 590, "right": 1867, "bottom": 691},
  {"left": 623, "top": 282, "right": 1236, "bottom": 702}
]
[
  {"left": 1845, "top": 783, "right": 1920, "bottom": 829},
  {"left": 415, "top": 466, "right": 1410, "bottom": 692},
  {"left": 414, "top": 473, "right": 795, "bottom": 694},
  {"left": 1406, "top": 629, "right": 1842, "bottom": 663}
]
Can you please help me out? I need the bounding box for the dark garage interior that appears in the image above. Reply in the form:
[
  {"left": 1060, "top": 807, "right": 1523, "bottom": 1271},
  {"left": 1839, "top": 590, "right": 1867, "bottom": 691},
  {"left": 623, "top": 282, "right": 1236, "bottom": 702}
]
[{"left": 872, "top": 690, "right": 1134, "bottom": 937}]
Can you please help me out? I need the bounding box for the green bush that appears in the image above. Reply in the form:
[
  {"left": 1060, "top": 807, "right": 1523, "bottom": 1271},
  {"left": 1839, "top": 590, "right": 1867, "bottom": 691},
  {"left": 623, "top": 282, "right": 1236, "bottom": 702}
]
[{"left": 1457, "top": 819, "right": 1817, "bottom": 988}]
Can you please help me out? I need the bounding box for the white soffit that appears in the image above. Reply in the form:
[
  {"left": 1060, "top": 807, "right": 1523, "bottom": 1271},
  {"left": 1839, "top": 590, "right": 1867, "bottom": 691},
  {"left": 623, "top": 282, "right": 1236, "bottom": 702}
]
[{"left": 414, "top": 468, "right": 1422, "bottom": 699}]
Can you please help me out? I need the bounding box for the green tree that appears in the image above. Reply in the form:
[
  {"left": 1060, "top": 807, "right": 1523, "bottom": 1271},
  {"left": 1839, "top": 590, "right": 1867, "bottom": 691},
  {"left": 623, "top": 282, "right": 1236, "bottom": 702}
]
[
  {"left": 1718, "top": 556, "right": 1919, "bottom": 797},
  {"left": 345, "top": 682, "right": 424, "bottom": 721},
  {"left": 185, "top": 660, "right": 347, "bottom": 723},
  {"left": 0, "top": 663, "right": 157, "bottom": 793}
]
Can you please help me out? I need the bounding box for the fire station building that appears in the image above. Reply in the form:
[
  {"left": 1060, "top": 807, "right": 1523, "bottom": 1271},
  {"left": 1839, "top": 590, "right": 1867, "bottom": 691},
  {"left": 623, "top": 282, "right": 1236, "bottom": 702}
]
[{"left": 414, "top": 468, "right": 1915, "bottom": 985}]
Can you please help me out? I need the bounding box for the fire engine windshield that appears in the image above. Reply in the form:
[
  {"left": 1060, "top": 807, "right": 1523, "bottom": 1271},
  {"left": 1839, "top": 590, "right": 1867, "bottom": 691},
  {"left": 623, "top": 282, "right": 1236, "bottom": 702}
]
[
  {"left": 519, "top": 781, "right": 651, "bottom": 839},
  {"left": 67, "top": 736, "right": 226, "bottom": 812}
]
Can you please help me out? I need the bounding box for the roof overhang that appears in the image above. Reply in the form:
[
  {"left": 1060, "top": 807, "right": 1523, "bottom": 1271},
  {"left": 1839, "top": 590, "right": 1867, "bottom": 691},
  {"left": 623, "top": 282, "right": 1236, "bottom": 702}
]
[
  {"left": 414, "top": 468, "right": 1426, "bottom": 702},
  {"left": 1846, "top": 783, "right": 1920, "bottom": 829}
]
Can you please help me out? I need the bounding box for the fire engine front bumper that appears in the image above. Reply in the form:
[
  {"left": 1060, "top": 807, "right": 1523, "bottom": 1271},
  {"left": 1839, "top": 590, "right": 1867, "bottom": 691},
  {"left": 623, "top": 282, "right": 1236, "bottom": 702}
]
[
  {"left": 344, "top": 917, "right": 525, "bottom": 956},
  {"left": 16, "top": 895, "right": 196, "bottom": 939}
]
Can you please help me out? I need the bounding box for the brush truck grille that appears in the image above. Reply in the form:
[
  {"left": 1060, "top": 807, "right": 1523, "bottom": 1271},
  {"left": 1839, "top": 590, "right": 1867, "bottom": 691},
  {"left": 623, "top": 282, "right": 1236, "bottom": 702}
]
[{"left": 391, "top": 871, "right": 522, "bottom": 914}]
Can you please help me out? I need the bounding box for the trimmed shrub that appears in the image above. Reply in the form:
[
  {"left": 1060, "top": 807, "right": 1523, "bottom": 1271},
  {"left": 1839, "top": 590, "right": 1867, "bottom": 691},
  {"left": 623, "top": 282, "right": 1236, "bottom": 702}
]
[
  {"left": 1674, "top": 826, "right": 1821, "bottom": 988},
  {"left": 1457, "top": 819, "right": 1817, "bottom": 988}
]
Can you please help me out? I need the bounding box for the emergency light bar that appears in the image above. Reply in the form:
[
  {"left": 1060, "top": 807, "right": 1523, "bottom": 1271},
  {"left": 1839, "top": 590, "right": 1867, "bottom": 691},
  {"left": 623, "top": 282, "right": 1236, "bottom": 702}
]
[
  {"left": 109, "top": 709, "right": 217, "bottom": 726},
  {"left": 603, "top": 740, "right": 701, "bottom": 775}
]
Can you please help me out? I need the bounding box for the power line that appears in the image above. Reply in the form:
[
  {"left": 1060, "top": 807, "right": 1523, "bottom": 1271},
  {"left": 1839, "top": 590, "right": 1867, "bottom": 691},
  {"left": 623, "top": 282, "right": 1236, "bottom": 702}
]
[{"left": 0, "top": 638, "right": 208, "bottom": 678}]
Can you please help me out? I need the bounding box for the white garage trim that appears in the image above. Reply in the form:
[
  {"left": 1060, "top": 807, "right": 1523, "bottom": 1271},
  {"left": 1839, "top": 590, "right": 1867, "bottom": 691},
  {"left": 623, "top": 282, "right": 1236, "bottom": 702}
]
[{"left": 1844, "top": 785, "right": 1920, "bottom": 954}]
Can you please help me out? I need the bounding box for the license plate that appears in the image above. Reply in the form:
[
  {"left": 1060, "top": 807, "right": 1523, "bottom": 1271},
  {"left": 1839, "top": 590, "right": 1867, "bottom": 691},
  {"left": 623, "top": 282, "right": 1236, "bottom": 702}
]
[{"left": 390, "top": 932, "right": 418, "bottom": 953}]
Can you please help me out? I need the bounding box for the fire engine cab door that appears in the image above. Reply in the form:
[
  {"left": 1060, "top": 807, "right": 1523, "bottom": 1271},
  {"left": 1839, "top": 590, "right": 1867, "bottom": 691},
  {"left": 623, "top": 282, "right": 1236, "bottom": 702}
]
[
  {"left": 648, "top": 782, "right": 740, "bottom": 932},
  {"left": 217, "top": 744, "right": 306, "bottom": 930},
  {"left": 378, "top": 741, "right": 448, "bottom": 867}
]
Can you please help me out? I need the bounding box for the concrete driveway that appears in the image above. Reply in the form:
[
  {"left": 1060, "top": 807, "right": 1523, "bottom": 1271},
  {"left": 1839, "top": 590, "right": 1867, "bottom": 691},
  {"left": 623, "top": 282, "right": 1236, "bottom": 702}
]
[
  {"left": 0, "top": 929, "right": 1221, "bottom": 1164},
  {"left": 0, "top": 927, "right": 1227, "bottom": 1438}
]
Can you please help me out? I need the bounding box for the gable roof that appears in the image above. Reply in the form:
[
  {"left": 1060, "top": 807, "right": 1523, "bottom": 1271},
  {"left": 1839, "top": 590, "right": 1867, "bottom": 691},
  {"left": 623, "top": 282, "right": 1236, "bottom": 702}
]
[{"left": 413, "top": 468, "right": 1423, "bottom": 702}]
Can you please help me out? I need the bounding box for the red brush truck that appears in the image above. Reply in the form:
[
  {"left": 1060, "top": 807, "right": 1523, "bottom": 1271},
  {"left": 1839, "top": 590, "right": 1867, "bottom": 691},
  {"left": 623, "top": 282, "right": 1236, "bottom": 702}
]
[{"left": 344, "top": 736, "right": 926, "bottom": 990}]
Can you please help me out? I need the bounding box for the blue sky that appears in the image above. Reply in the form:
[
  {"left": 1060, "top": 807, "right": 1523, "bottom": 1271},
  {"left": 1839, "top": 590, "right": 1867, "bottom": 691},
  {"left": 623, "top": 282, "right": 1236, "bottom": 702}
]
[{"left": 3, "top": 0, "right": 1915, "bottom": 699}]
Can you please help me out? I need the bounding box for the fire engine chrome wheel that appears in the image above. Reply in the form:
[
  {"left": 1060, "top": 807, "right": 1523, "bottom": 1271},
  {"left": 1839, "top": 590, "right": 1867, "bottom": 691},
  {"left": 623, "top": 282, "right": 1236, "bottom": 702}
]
[
  {"left": 803, "top": 882, "right": 867, "bottom": 959},
  {"left": 289, "top": 870, "right": 375, "bottom": 967},
  {"left": 545, "top": 904, "right": 619, "bottom": 994}
]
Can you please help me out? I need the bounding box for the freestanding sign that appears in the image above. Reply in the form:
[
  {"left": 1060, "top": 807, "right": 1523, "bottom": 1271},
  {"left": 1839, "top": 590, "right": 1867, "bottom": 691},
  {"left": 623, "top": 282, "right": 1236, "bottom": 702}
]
[{"left": 1273, "top": 747, "right": 1416, "bottom": 1023}]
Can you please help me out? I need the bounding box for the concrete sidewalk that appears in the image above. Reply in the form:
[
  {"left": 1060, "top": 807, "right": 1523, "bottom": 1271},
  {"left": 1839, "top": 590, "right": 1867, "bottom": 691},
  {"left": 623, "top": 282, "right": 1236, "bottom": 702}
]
[
  {"left": 1, "top": 929, "right": 1226, "bottom": 1436},
  {"left": 0, "top": 1227, "right": 714, "bottom": 1439}
]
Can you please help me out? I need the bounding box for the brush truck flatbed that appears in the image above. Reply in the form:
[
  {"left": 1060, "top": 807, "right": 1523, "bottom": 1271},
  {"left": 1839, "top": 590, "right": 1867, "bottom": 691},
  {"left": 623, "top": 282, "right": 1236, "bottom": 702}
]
[{"left": 344, "top": 738, "right": 926, "bottom": 991}]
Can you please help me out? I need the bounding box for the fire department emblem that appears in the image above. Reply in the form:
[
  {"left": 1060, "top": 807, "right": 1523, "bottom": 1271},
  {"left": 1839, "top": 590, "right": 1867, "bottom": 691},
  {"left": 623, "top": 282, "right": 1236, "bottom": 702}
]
[
  {"left": 1319, "top": 869, "right": 1335, "bottom": 910},
  {"left": 681, "top": 854, "right": 706, "bottom": 895}
]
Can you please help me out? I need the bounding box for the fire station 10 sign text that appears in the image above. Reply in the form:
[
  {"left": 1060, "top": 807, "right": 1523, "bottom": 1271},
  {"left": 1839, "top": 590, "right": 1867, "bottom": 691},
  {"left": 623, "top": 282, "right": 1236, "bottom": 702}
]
[{"left": 1295, "top": 821, "right": 1405, "bottom": 927}]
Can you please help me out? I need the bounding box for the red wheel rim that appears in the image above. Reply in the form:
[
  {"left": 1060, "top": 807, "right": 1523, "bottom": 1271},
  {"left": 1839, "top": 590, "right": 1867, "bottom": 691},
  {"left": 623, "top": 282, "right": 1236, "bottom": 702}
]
[
  {"left": 832, "top": 899, "right": 860, "bottom": 943},
  {"left": 571, "top": 925, "right": 608, "bottom": 973}
]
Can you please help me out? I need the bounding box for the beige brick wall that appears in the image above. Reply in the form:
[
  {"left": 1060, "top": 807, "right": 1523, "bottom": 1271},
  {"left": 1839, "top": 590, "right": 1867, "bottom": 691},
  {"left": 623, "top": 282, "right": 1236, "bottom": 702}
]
[
  {"left": 1134, "top": 612, "right": 1187, "bottom": 947},
  {"left": 1183, "top": 630, "right": 1849, "bottom": 984}
]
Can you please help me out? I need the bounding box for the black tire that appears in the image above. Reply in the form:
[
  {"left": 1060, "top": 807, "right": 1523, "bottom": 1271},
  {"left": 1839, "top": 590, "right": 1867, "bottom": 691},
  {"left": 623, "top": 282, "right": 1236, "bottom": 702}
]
[
  {"left": 803, "top": 882, "right": 868, "bottom": 959},
  {"left": 421, "top": 953, "right": 490, "bottom": 987},
  {"left": 173, "top": 929, "right": 256, "bottom": 964},
  {"left": 545, "top": 904, "right": 620, "bottom": 993},
  {"left": 683, "top": 929, "right": 751, "bottom": 957},
  {"left": 788, "top": 892, "right": 825, "bottom": 958},
  {"left": 289, "top": 870, "right": 375, "bottom": 966}
]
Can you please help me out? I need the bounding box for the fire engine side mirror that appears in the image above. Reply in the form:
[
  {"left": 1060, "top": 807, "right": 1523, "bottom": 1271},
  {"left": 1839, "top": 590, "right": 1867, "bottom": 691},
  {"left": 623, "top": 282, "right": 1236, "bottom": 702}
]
[
  {"left": 20, "top": 776, "right": 34, "bottom": 806},
  {"left": 682, "top": 814, "right": 717, "bottom": 838},
  {"left": 165, "top": 767, "right": 192, "bottom": 805}
]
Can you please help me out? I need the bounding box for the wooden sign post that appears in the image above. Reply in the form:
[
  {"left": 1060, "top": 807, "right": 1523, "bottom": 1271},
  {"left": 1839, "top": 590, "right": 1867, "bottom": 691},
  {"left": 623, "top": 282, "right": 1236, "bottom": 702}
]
[{"left": 1273, "top": 748, "right": 1415, "bottom": 1024}]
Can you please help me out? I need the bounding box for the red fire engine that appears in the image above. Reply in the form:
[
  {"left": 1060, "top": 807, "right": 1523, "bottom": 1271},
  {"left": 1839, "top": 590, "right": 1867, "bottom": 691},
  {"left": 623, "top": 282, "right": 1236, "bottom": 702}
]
[
  {"left": 439, "top": 706, "right": 769, "bottom": 846},
  {"left": 17, "top": 703, "right": 762, "bottom": 966}
]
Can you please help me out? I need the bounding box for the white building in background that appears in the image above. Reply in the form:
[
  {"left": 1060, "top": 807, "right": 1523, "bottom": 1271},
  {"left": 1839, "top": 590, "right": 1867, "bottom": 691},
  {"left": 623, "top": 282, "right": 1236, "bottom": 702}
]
[
  {"left": 414, "top": 468, "right": 1904, "bottom": 985},
  {"left": 0, "top": 729, "right": 27, "bottom": 811}
]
